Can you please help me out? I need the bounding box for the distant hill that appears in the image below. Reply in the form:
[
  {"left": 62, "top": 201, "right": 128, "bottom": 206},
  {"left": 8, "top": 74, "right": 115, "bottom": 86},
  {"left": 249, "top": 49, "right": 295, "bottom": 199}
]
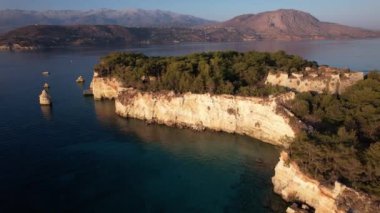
[
  {"left": 0, "top": 24, "right": 265, "bottom": 50},
  {"left": 0, "top": 25, "right": 213, "bottom": 50},
  {"left": 0, "top": 9, "right": 216, "bottom": 32},
  {"left": 1, "top": 9, "right": 379, "bottom": 50},
  {"left": 213, "top": 9, "right": 380, "bottom": 40}
]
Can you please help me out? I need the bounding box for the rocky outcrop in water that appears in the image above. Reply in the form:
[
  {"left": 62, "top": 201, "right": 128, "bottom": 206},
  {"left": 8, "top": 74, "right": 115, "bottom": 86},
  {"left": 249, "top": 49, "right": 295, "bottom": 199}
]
[
  {"left": 39, "top": 89, "right": 51, "bottom": 105},
  {"left": 272, "top": 152, "right": 379, "bottom": 213},
  {"left": 76, "top": 75, "right": 85, "bottom": 83}
]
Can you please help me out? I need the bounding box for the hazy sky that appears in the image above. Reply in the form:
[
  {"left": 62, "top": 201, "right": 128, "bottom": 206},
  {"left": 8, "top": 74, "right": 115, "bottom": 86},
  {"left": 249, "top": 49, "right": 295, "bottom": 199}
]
[{"left": 1, "top": 0, "right": 379, "bottom": 29}]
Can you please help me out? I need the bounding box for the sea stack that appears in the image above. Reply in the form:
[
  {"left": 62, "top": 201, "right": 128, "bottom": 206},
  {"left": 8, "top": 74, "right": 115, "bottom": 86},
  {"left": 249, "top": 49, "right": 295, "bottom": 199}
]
[
  {"left": 43, "top": 83, "right": 49, "bottom": 89},
  {"left": 39, "top": 89, "right": 52, "bottom": 105},
  {"left": 76, "top": 75, "right": 85, "bottom": 83}
]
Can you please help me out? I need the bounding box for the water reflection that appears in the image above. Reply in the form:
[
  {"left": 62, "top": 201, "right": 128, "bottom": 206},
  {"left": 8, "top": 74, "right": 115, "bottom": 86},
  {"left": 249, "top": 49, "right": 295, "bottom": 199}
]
[
  {"left": 94, "top": 100, "right": 280, "bottom": 164},
  {"left": 40, "top": 105, "right": 52, "bottom": 121},
  {"left": 93, "top": 100, "right": 287, "bottom": 212},
  {"left": 124, "top": 39, "right": 380, "bottom": 71}
]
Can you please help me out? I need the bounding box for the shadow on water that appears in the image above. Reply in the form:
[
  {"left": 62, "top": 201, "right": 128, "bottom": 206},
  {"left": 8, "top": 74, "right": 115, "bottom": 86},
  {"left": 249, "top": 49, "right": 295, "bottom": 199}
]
[
  {"left": 93, "top": 100, "right": 288, "bottom": 212},
  {"left": 2, "top": 40, "right": 380, "bottom": 212},
  {"left": 40, "top": 105, "right": 53, "bottom": 121}
]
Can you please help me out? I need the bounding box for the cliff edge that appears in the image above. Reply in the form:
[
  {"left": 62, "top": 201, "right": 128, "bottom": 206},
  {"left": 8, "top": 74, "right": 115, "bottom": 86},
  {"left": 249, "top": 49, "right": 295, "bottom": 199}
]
[
  {"left": 272, "top": 152, "right": 379, "bottom": 213},
  {"left": 91, "top": 74, "right": 297, "bottom": 146},
  {"left": 265, "top": 67, "right": 364, "bottom": 94},
  {"left": 90, "top": 72, "right": 125, "bottom": 100},
  {"left": 115, "top": 89, "right": 296, "bottom": 146}
]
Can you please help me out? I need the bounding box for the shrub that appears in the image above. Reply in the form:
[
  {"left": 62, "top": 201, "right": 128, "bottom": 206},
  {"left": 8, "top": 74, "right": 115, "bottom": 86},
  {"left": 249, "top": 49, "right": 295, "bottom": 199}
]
[{"left": 94, "top": 51, "right": 316, "bottom": 96}]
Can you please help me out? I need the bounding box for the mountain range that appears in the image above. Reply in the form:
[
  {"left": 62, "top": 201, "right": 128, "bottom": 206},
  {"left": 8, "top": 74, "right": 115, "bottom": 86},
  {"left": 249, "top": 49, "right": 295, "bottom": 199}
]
[
  {"left": 1, "top": 9, "right": 379, "bottom": 50},
  {"left": 0, "top": 9, "right": 215, "bottom": 32},
  {"left": 217, "top": 9, "right": 379, "bottom": 40}
]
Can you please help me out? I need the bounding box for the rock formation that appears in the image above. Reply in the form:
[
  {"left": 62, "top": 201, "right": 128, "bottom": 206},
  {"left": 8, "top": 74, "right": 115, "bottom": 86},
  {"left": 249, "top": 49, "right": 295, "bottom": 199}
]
[
  {"left": 43, "top": 82, "right": 49, "bottom": 89},
  {"left": 39, "top": 89, "right": 51, "bottom": 105},
  {"left": 115, "top": 89, "right": 296, "bottom": 146},
  {"left": 272, "top": 152, "right": 379, "bottom": 213},
  {"left": 91, "top": 74, "right": 297, "bottom": 146},
  {"left": 90, "top": 73, "right": 379, "bottom": 211},
  {"left": 90, "top": 73, "right": 125, "bottom": 100},
  {"left": 76, "top": 75, "right": 85, "bottom": 83},
  {"left": 265, "top": 67, "right": 364, "bottom": 94}
]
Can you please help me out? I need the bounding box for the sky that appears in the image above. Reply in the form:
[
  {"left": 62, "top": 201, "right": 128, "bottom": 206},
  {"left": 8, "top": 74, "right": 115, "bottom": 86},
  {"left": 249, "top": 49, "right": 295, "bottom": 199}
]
[{"left": 1, "top": 0, "right": 379, "bottom": 29}]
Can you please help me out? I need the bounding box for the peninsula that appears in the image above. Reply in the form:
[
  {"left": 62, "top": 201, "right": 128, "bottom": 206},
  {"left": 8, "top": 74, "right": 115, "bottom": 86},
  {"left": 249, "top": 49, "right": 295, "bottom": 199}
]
[{"left": 90, "top": 51, "right": 380, "bottom": 212}]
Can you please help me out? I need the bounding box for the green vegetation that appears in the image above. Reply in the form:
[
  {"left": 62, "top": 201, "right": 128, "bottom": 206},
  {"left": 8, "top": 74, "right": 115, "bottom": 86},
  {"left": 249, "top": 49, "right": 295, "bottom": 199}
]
[
  {"left": 95, "top": 50, "right": 380, "bottom": 197},
  {"left": 94, "top": 51, "right": 317, "bottom": 96},
  {"left": 288, "top": 71, "right": 380, "bottom": 197}
]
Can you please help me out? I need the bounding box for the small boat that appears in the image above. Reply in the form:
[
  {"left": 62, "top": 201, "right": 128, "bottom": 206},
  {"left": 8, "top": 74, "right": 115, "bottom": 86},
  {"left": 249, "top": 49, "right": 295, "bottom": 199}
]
[
  {"left": 76, "top": 75, "right": 85, "bottom": 83},
  {"left": 42, "top": 71, "right": 50, "bottom": 76},
  {"left": 83, "top": 89, "right": 93, "bottom": 96}
]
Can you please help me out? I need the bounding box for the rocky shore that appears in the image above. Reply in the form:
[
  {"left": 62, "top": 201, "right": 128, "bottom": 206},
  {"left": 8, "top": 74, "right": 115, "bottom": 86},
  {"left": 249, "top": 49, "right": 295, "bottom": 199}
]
[
  {"left": 116, "top": 89, "right": 296, "bottom": 146},
  {"left": 273, "top": 152, "right": 379, "bottom": 213},
  {"left": 90, "top": 72, "right": 378, "bottom": 212},
  {"left": 91, "top": 73, "right": 296, "bottom": 146}
]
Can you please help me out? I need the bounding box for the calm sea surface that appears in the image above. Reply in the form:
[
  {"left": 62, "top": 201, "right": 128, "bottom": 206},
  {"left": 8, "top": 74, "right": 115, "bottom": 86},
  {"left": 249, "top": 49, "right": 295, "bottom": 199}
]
[{"left": 0, "top": 39, "right": 379, "bottom": 212}]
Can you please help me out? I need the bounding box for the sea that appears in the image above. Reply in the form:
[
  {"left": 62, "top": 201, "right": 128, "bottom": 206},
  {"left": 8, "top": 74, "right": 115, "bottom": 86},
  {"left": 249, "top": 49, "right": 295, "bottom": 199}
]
[{"left": 0, "top": 39, "right": 379, "bottom": 212}]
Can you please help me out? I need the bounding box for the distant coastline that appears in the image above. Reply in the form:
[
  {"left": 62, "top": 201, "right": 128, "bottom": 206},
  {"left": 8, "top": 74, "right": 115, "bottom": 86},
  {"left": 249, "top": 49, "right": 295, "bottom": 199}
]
[{"left": 1, "top": 9, "right": 380, "bottom": 51}]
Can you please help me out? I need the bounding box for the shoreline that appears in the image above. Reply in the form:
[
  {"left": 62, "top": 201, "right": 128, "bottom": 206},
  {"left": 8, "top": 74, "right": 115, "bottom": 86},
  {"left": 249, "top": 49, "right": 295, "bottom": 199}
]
[{"left": 90, "top": 70, "right": 378, "bottom": 212}]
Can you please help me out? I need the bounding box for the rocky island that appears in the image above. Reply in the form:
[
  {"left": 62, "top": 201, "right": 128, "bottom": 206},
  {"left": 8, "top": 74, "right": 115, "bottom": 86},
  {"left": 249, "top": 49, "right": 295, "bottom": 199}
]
[{"left": 89, "top": 51, "right": 380, "bottom": 212}]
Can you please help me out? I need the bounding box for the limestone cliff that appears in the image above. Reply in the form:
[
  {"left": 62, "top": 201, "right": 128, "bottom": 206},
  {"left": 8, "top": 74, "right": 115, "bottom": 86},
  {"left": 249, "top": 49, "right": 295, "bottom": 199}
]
[
  {"left": 265, "top": 68, "right": 364, "bottom": 94},
  {"left": 115, "top": 89, "right": 296, "bottom": 146},
  {"left": 90, "top": 72, "right": 125, "bottom": 100},
  {"left": 272, "top": 152, "right": 379, "bottom": 213}
]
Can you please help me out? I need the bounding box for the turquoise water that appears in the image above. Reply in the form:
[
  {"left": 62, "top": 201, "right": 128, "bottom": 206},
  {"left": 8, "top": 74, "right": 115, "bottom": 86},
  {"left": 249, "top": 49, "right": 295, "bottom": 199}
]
[
  {"left": 0, "top": 49, "right": 285, "bottom": 212},
  {"left": 1, "top": 39, "right": 379, "bottom": 212}
]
